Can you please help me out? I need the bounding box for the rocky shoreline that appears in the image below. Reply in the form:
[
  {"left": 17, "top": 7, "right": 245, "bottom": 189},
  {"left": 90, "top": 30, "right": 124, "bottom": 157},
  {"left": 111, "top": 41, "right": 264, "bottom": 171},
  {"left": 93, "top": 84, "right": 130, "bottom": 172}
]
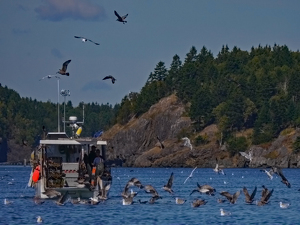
[{"left": 101, "top": 95, "right": 300, "bottom": 168}]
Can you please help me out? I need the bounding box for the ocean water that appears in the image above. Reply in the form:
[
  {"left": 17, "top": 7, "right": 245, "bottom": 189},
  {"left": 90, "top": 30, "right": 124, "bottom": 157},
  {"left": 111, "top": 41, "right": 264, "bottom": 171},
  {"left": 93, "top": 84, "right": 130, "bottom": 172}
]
[{"left": 0, "top": 166, "right": 299, "bottom": 225}]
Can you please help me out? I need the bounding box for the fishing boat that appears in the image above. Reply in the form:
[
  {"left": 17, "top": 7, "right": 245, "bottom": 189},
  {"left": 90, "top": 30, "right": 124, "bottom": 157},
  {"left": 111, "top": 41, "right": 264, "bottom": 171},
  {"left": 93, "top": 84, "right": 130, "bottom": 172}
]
[{"left": 28, "top": 115, "right": 112, "bottom": 200}]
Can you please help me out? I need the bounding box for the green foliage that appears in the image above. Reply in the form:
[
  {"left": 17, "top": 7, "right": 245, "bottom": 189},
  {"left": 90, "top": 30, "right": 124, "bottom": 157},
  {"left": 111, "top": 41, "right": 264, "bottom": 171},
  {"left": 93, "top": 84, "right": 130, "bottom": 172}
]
[
  {"left": 194, "top": 134, "right": 209, "bottom": 146},
  {"left": 227, "top": 136, "right": 248, "bottom": 156},
  {"left": 147, "top": 61, "right": 168, "bottom": 83},
  {"left": 0, "top": 85, "right": 118, "bottom": 147}
]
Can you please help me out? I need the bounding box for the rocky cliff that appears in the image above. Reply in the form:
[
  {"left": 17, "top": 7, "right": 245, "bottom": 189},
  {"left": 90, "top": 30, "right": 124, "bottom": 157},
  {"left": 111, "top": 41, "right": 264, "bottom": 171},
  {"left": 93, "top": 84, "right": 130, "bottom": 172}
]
[{"left": 101, "top": 94, "right": 300, "bottom": 168}]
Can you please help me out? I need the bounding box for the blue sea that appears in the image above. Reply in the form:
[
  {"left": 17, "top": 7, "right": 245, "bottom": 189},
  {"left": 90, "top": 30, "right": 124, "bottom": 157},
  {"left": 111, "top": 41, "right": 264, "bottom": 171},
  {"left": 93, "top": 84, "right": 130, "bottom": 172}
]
[{"left": 0, "top": 166, "right": 299, "bottom": 225}]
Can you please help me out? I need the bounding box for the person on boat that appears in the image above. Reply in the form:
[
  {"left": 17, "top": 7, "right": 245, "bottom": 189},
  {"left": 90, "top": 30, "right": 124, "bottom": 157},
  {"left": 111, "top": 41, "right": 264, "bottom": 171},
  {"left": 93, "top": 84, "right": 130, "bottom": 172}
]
[
  {"left": 93, "top": 149, "right": 105, "bottom": 177},
  {"left": 93, "top": 149, "right": 104, "bottom": 167},
  {"left": 84, "top": 150, "right": 89, "bottom": 168},
  {"left": 88, "top": 146, "right": 97, "bottom": 168}
]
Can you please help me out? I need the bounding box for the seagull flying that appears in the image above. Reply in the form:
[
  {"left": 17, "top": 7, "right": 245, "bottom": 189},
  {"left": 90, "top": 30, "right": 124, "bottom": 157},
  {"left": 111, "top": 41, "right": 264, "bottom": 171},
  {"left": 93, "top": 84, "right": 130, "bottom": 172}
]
[
  {"left": 256, "top": 185, "right": 273, "bottom": 206},
  {"left": 239, "top": 151, "right": 252, "bottom": 161},
  {"left": 220, "top": 190, "right": 240, "bottom": 204},
  {"left": 126, "top": 177, "right": 144, "bottom": 189},
  {"left": 74, "top": 36, "right": 99, "bottom": 45},
  {"left": 213, "top": 159, "right": 225, "bottom": 175},
  {"left": 57, "top": 60, "right": 71, "bottom": 76},
  {"left": 260, "top": 169, "right": 273, "bottom": 180},
  {"left": 162, "top": 172, "right": 174, "bottom": 194},
  {"left": 144, "top": 185, "right": 162, "bottom": 204},
  {"left": 114, "top": 10, "right": 128, "bottom": 24},
  {"left": 243, "top": 186, "right": 257, "bottom": 204},
  {"left": 190, "top": 183, "right": 216, "bottom": 196},
  {"left": 55, "top": 191, "right": 70, "bottom": 206},
  {"left": 271, "top": 167, "right": 291, "bottom": 188},
  {"left": 103, "top": 75, "right": 116, "bottom": 84},
  {"left": 183, "top": 167, "right": 197, "bottom": 184},
  {"left": 182, "top": 137, "right": 192, "bottom": 150}
]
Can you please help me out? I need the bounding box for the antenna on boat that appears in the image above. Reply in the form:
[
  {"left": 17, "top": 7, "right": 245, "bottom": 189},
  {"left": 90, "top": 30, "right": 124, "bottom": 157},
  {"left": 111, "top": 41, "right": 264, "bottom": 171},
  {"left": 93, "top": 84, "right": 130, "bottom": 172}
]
[
  {"left": 82, "top": 104, "right": 85, "bottom": 125},
  {"left": 60, "top": 89, "right": 71, "bottom": 133}
]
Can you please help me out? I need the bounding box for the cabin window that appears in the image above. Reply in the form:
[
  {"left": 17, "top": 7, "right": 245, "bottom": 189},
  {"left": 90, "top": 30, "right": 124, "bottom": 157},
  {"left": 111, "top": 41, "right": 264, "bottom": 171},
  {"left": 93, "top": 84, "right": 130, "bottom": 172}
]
[{"left": 47, "top": 145, "right": 81, "bottom": 162}]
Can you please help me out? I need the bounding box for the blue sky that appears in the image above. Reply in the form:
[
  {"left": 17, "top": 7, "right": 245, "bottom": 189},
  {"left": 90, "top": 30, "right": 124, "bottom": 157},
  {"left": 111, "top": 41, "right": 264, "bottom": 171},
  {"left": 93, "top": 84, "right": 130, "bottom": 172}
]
[{"left": 0, "top": 0, "right": 299, "bottom": 106}]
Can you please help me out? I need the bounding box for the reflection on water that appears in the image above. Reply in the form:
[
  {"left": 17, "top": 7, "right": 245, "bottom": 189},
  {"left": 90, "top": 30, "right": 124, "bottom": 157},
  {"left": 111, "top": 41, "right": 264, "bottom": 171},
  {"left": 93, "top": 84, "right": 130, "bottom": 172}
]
[{"left": 1, "top": 166, "right": 300, "bottom": 225}]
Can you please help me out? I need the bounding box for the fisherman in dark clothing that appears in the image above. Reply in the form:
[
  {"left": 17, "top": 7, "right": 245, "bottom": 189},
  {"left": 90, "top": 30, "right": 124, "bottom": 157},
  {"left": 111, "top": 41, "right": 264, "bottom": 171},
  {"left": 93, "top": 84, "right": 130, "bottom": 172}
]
[
  {"left": 83, "top": 151, "right": 89, "bottom": 169},
  {"left": 88, "top": 146, "right": 97, "bottom": 168}
]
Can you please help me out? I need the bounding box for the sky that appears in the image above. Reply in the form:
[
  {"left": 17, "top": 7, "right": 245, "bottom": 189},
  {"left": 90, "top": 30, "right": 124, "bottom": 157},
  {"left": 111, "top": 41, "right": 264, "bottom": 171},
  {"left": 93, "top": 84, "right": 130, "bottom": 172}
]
[{"left": 0, "top": 0, "right": 299, "bottom": 107}]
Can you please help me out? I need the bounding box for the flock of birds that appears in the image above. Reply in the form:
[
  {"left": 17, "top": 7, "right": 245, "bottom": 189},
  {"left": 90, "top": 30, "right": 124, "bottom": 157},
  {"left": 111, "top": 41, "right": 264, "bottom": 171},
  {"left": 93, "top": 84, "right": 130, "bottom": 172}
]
[
  {"left": 38, "top": 10, "right": 128, "bottom": 84},
  {"left": 116, "top": 164, "right": 294, "bottom": 215},
  {"left": 1, "top": 162, "right": 296, "bottom": 223}
]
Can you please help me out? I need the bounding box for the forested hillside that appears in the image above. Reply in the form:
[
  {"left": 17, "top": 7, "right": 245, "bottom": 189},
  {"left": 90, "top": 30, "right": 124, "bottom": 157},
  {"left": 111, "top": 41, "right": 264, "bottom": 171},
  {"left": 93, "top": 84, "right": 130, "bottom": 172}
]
[
  {"left": 1, "top": 44, "right": 300, "bottom": 162},
  {"left": 117, "top": 44, "right": 300, "bottom": 149},
  {"left": 0, "top": 86, "right": 118, "bottom": 148}
]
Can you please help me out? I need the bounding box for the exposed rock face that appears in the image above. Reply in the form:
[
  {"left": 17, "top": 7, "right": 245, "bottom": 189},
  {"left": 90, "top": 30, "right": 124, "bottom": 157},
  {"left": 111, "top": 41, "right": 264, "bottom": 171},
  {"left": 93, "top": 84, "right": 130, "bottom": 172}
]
[
  {"left": 101, "top": 94, "right": 300, "bottom": 168},
  {"left": 102, "top": 95, "right": 192, "bottom": 167}
]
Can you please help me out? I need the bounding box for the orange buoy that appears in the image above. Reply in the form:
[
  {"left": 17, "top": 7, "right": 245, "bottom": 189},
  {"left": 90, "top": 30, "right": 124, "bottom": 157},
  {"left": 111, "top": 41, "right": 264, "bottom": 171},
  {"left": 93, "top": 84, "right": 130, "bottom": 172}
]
[
  {"left": 91, "top": 166, "right": 96, "bottom": 186},
  {"left": 32, "top": 165, "right": 40, "bottom": 183}
]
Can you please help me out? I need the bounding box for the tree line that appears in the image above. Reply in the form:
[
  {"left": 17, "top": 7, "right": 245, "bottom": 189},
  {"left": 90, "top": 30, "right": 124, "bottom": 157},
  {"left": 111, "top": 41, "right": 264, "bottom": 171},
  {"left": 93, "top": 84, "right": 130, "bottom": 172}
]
[
  {"left": 116, "top": 44, "right": 300, "bottom": 153},
  {"left": 0, "top": 86, "right": 118, "bottom": 147}
]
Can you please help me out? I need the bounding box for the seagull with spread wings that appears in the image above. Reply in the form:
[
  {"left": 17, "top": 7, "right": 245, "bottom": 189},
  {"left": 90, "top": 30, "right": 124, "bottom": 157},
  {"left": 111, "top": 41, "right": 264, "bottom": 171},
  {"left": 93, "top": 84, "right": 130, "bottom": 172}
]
[
  {"left": 182, "top": 137, "right": 193, "bottom": 150},
  {"left": 190, "top": 183, "right": 216, "bottom": 196},
  {"left": 243, "top": 186, "right": 257, "bottom": 204},
  {"left": 213, "top": 158, "right": 225, "bottom": 175},
  {"left": 74, "top": 36, "right": 99, "bottom": 45},
  {"left": 144, "top": 185, "right": 162, "bottom": 204},
  {"left": 103, "top": 75, "right": 116, "bottom": 84},
  {"left": 162, "top": 172, "right": 174, "bottom": 194},
  {"left": 114, "top": 10, "right": 128, "bottom": 24},
  {"left": 220, "top": 190, "right": 240, "bottom": 204},
  {"left": 183, "top": 167, "right": 197, "bottom": 184},
  {"left": 55, "top": 191, "right": 70, "bottom": 206},
  {"left": 57, "top": 60, "right": 71, "bottom": 76},
  {"left": 239, "top": 150, "right": 253, "bottom": 162},
  {"left": 260, "top": 169, "right": 273, "bottom": 180},
  {"left": 271, "top": 166, "right": 291, "bottom": 188},
  {"left": 256, "top": 185, "right": 273, "bottom": 206}
]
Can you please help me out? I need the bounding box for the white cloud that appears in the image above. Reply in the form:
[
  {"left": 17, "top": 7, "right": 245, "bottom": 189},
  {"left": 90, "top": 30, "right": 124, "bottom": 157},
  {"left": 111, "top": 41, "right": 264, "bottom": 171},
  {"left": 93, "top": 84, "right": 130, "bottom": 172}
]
[{"left": 35, "top": 0, "right": 106, "bottom": 22}]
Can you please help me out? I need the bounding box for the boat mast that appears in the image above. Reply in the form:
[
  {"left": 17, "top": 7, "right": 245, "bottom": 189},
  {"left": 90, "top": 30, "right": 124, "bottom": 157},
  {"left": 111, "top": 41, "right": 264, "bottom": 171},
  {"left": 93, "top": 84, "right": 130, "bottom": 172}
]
[{"left": 57, "top": 78, "right": 60, "bottom": 132}]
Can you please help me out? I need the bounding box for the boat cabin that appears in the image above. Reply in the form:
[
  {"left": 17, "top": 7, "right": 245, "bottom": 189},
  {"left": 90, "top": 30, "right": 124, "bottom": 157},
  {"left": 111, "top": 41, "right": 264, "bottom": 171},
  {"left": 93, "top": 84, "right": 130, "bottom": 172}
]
[{"left": 32, "top": 131, "right": 110, "bottom": 199}]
